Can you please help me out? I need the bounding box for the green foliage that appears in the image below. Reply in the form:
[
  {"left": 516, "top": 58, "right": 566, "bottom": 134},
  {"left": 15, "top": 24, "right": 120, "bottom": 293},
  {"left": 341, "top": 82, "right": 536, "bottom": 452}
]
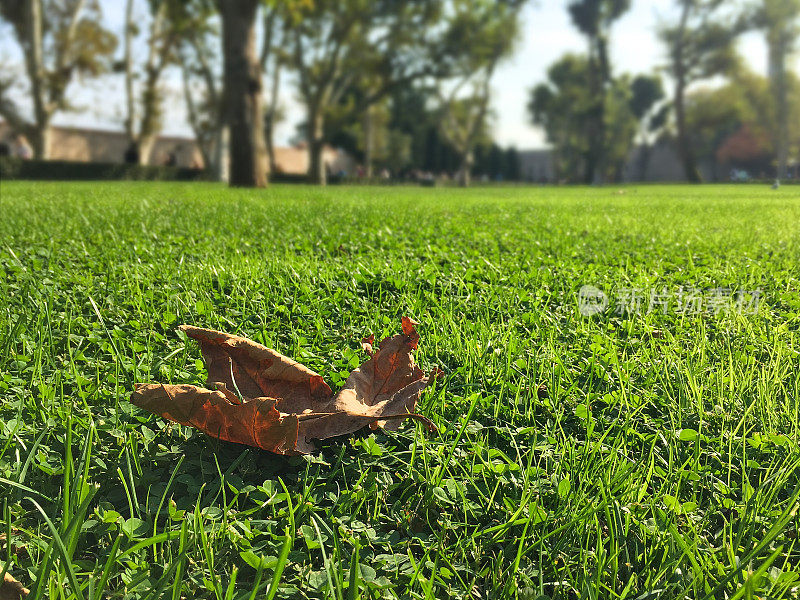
[
  {"left": 1, "top": 182, "right": 800, "bottom": 598},
  {"left": 438, "top": 0, "right": 523, "bottom": 75},
  {"left": 528, "top": 54, "right": 642, "bottom": 182},
  {"left": 472, "top": 144, "right": 521, "bottom": 181},
  {"left": 749, "top": 0, "right": 800, "bottom": 48},
  {"left": 0, "top": 0, "right": 117, "bottom": 142},
  {"left": 0, "top": 0, "right": 117, "bottom": 79},
  {"left": 629, "top": 75, "right": 665, "bottom": 123},
  {"left": 563, "top": 0, "right": 631, "bottom": 183},
  {"left": 567, "top": 0, "right": 631, "bottom": 37},
  {"left": 684, "top": 66, "right": 800, "bottom": 169},
  {"left": 659, "top": 1, "right": 744, "bottom": 85},
  {"left": 435, "top": 0, "right": 525, "bottom": 181}
]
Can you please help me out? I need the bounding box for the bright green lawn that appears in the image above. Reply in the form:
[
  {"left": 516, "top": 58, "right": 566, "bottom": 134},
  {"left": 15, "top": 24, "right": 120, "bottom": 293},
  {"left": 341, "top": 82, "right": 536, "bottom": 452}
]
[{"left": 1, "top": 181, "right": 800, "bottom": 599}]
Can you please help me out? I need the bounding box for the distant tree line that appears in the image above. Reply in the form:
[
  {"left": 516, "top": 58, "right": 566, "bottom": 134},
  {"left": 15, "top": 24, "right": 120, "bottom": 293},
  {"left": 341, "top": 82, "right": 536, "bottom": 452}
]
[
  {"left": 0, "top": 0, "right": 526, "bottom": 187},
  {"left": 529, "top": 0, "right": 800, "bottom": 184},
  {"left": 1, "top": 0, "right": 797, "bottom": 186}
]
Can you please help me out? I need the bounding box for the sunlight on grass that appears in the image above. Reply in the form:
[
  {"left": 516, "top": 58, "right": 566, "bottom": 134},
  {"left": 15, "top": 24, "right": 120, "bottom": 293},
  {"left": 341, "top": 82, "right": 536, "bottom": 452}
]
[{"left": 1, "top": 182, "right": 799, "bottom": 599}]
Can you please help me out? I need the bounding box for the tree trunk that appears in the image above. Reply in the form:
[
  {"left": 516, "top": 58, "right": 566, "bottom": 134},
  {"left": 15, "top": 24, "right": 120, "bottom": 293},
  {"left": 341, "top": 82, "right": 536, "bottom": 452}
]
[
  {"left": 264, "top": 59, "right": 280, "bottom": 175},
  {"left": 264, "top": 116, "right": 277, "bottom": 174},
  {"left": 262, "top": 17, "right": 282, "bottom": 175},
  {"left": 583, "top": 149, "right": 598, "bottom": 184},
  {"left": 363, "top": 105, "right": 374, "bottom": 178},
  {"left": 26, "top": 0, "right": 49, "bottom": 159},
  {"left": 671, "top": 2, "right": 701, "bottom": 184},
  {"left": 30, "top": 120, "right": 51, "bottom": 160},
  {"left": 219, "top": 0, "right": 268, "bottom": 187},
  {"left": 769, "top": 33, "right": 789, "bottom": 181},
  {"left": 214, "top": 125, "right": 229, "bottom": 182},
  {"left": 308, "top": 109, "right": 326, "bottom": 185},
  {"left": 580, "top": 36, "right": 607, "bottom": 184},
  {"left": 123, "top": 0, "right": 136, "bottom": 141},
  {"left": 457, "top": 150, "right": 473, "bottom": 187},
  {"left": 638, "top": 142, "right": 651, "bottom": 182},
  {"left": 674, "top": 76, "right": 702, "bottom": 183},
  {"left": 136, "top": 135, "right": 157, "bottom": 166},
  {"left": 593, "top": 36, "right": 610, "bottom": 183},
  {"left": 136, "top": 65, "right": 162, "bottom": 165}
]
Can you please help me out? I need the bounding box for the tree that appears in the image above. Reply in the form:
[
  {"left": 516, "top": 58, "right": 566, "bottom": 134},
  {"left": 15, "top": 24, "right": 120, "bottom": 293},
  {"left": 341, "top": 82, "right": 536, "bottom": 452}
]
[
  {"left": 437, "top": 86, "right": 495, "bottom": 186},
  {"left": 388, "top": 83, "right": 460, "bottom": 174},
  {"left": 287, "top": 0, "right": 446, "bottom": 184},
  {"left": 751, "top": 0, "right": 800, "bottom": 181},
  {"left": 684, "top": 65, "right": 800, "bottom": 178},
  {"left": 217, "top": 0, "right": 267, "bottom": 187},
  {"left": 0, "top": 0, "right": 116, "bottom": 158},
  {"left": 259, "top": 4, "right": 287, "bottom": 176},
  {"left": 659, "top": 0, "right": 744, "bottom": 182},
  {"left": 337, "top": 95, "right": 412, "bottom": 176},
  {"left": 179, "top": 6, "right": 223, "bottom": 177},
  {"left": 123, "top": 0, "right": 192, "bottom": 164},
  {"left": 504, "top": 147, "right": 521, "bottom": 181},
  {"left": 529, "top": 55, "right": 590, "bottom": 182},
  {"left": 436, "top": 0, "right": 524, "bottom": 186},
  {"left": 180, "top": 0, "right": 283, "bottom": 181},
  {"left": 567, "top": 0, "right": 631, "bottom": 183},
  {"left": 629, "top": 74, "right": 667, "bottom": 180},
  {"left": 529, "top": 54, "right": 643, "bottom": 182}
]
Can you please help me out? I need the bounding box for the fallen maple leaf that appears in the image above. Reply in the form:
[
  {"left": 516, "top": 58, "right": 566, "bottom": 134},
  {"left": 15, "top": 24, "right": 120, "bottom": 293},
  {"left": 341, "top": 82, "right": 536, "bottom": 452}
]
[
  {"left": 131, "top": 317, "right": 438, "bottom": 454},
  {"left": 1, "top": 573, "right": 29, "bottom": 600}
]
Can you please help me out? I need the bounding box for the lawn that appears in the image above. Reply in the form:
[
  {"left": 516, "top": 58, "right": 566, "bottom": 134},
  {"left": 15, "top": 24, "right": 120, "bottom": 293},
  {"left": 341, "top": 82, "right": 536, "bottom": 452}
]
[{"left": 1, "top": 181, "right": 799, "bottom": 599}]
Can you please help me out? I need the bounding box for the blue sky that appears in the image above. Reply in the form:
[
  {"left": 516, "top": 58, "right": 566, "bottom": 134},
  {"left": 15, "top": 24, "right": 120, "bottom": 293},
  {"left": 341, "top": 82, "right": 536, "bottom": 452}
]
[{"left": 0, "top": 0, "right": 785, "bottom": 149}]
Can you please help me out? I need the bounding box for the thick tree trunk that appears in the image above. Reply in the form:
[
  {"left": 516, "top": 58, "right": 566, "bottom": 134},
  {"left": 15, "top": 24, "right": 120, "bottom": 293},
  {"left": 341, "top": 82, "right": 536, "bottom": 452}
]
[
  {"left": 26, "top": 0, "right": 50, "bottom": 159},
  {"left": 309, "top": 140, "right": 326, "bottom": 185},
  {"left": 674, "top": 76, "right": 702, "bottom": 183},
  {"left": 220, "top": 0, "right": 268, "bottom": 187},
  {"left": 214, "top": 125, "right": 229, "bottom": 182},
  {"left": 136, "top": 135, "right": 157, "bottom": 166},
  {"left": 30, "top": 121, "right": 51, "bottom": 160},
  {"left": 308, "top": 109, "right": 326, "bottom": 185},
  {"left": 136, "top": 66, "right": 162, "bottom": 165}
]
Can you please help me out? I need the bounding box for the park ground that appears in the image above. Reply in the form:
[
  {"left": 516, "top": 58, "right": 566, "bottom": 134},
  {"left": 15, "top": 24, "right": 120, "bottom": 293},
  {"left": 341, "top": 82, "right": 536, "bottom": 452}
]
[{"left": 1, "top": 181, "right": 800, "bottom": 599}]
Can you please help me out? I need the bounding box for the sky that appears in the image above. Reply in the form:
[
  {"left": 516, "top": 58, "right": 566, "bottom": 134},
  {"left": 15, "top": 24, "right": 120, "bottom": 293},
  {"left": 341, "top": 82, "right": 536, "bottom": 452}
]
[{"left": 0, "top": 0, "right": 786, "bottom": 150}]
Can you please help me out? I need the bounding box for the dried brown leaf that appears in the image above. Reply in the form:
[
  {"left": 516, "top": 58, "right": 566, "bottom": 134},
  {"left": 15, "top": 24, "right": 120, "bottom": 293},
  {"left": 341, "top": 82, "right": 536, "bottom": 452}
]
[
  {"left": 130, "top": 384, "right": 301, "bottom": 454},
  {"left": 131, "top": 318, "right": 438, "bottom": 454},
  {"left": 179, "top": 325, "right": 333, "bottom": 410},
  {"left": 1, "top": 573, "right": 29, "bottom": 600}
]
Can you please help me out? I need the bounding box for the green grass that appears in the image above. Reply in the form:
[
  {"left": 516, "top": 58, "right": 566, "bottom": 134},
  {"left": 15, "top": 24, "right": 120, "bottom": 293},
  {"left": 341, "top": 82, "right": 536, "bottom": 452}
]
[{"left": 1, "top": 181, "right": 799, "bottom": 599}]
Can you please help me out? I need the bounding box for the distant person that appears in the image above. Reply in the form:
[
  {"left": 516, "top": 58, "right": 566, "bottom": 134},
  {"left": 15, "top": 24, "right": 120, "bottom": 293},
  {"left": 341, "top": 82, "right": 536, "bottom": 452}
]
[
  {"left": 124, "top": 142, "right": 140, "bottom": 164},
  {"left": 164, "top": 150, "right": 177, "bottom": 167},
  {"left": 11, "top": 133, "right": 33, "bottom": 159}
]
